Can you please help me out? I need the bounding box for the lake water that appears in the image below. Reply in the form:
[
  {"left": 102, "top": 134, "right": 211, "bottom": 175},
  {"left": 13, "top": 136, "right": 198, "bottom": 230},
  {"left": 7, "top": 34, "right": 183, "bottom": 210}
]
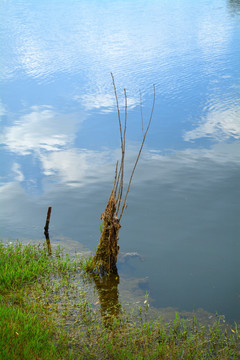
[{"left": 0, "top": 0, "right": 240, "bottom": 323}]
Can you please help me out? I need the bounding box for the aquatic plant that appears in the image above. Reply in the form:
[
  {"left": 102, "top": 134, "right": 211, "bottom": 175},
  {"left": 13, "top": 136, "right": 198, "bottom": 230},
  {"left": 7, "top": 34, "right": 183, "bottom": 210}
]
[{"left": 87, "top": 74, "right": 155, "bottom": 276}]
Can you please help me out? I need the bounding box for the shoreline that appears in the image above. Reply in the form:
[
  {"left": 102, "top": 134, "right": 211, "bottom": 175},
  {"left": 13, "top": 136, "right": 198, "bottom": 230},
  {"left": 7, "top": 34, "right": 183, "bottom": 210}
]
[{"left": 1, "top": 239, "right": 239, "bottom": 359}]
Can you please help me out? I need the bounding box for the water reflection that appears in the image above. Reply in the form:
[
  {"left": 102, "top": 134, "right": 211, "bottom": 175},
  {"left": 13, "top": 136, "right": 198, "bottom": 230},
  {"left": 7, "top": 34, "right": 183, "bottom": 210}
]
[
  {"left": 91, "top": 274, "right": 121, "bottom": 322},
  {"left": 184, "top": 101, "right": 240, "bottom": 141},
  {"left": 78, "top": 93, "right": 138, "bottom": 112},
  {"left": 0, "top": 142, "right": 239, "bottom": 321},
  {"left": 0, "top": 106, "right": 85, "bottom": 155},
  {"left": 1, "top": 0, "right": 239, "bottom": 98},
  {"left": 0, "top": 0, "right": 240, "bottom": 323},
  {"left": 227, "top": 0, "right": 240, "bottom": 15},
  {"left": 1, "top": 99, "right": 239, "bottom": 190}
]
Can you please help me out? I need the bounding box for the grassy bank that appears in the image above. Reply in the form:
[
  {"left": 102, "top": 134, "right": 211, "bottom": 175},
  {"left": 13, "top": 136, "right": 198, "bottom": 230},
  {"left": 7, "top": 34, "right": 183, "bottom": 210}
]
[{"left": 0, "top": 240, "right": 239, "bottom": 359}]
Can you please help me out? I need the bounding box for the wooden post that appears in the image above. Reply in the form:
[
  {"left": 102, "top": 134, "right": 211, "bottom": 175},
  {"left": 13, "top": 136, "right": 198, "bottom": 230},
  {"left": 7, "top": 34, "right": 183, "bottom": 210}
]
[{"left": 44, "top": 206, "right": 52, "bottom": 255}]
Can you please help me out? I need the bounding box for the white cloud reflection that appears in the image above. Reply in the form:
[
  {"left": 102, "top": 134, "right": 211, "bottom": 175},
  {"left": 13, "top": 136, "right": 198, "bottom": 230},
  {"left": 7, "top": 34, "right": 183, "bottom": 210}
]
[
  {"left": 2, "top": 0, "right": 235, "bottom": 97},
  {"left": 197, "top": 14, "right": 230, "bottom": 58},
  {"left": 0, "top": 106, "right": 84, "bottom": 155},
  {"left": 39, "top": 148, "right": 117, "bottom": 187},
  {"left": 77, "top": 93, "right": 138, "bottom": 112},
  {"left": 12, "top": 163, "right": 24, "bottom": 182},
  {"left": 184, "top": 103, "right": 240, "bottom": 142},
  {"left": 37, "top": 142, "right": 240, "bottom": 188}
]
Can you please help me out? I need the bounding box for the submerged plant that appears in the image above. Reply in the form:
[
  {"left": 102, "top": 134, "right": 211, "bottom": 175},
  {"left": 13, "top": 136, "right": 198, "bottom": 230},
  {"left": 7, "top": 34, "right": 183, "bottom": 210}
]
[{"left": 87, "top": 74, "right": 155, "bottom": 276}]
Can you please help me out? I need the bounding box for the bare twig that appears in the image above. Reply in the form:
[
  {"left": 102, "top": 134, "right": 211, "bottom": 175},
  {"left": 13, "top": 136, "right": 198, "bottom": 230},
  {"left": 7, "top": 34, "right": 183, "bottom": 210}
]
[
  {"left": 119, "top": 84, "right": 155, "bottom": 220},
  {"left": 110, "top": 160, "right": 119, "bottom": 199},
  {"left": 111, "top": 73, "right": 124, "bottom": 156},
  {"left": 140, "top": 90, "right": 144, "bottom": 135},
  {"left": 116, "top": 88, "right": 127, "bottom": 216},
  {"left": 111, "top": 73, "right": 124, "bottom": 203}
]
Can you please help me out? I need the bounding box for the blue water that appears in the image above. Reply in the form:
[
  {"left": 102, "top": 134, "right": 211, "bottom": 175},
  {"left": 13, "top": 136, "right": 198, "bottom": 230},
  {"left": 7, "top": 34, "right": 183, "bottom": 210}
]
[{"left": 0, "top": 0, "right": 240, "bottom": 322}]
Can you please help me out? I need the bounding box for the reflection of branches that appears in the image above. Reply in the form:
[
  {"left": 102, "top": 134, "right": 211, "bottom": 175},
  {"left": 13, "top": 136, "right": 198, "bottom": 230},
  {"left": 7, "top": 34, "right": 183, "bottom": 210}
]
[
  {"left": 92, "top": 273, "right": 121, "bottom": 325},
  {"left": 88, "top": 74, "right": 155, "bottom": 276}
]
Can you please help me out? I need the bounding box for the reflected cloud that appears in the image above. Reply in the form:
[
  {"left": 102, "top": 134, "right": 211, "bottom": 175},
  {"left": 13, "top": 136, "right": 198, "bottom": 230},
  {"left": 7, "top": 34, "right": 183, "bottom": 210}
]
[
  {"left": 38, "top": 142, "right": 240, "bottom": 188},
  {"left": 0, "top": 2, "right": 165, "bottom": 86},
  {"left": 0, "top": 106, "right": 85, "bottom": 155},
  {"left": 184, "top": 103, "right": 240, "bottom": 141},
  {"left": 16, "top": 37, "right": 51, "bottom": 79},
  {"left": 40, "top": 148, "right": 117, "bottom": 186},
  {"left": 146, "top": 142, "right": 240, "bottom": 165},
  {"left": 1, "top": 0, "right": 236, "bottom": 98},
  {"left": 12, "top": 163, "right": 24, "bottom": 182},
  {"left": 197, "top": 15, "right": 230, "bottom": 58},
  {"left": 76, "top": 93, "right": 138, "bottom": 112}
]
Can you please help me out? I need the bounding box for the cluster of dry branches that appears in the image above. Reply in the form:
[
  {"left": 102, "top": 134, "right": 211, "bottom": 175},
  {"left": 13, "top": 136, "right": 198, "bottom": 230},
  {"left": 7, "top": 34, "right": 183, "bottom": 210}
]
[{"left": 87, "top": 74, "right": 155, "bottom": 276}]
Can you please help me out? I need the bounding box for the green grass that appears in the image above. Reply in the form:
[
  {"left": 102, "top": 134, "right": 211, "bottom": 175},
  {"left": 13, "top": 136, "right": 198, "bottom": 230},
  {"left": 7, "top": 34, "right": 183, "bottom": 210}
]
[
  {"left": 0, "top": 240, "right": 239, "bottom": 359},
  {"left": 0, "top": 304, "right": 62, "bottom": 360}
]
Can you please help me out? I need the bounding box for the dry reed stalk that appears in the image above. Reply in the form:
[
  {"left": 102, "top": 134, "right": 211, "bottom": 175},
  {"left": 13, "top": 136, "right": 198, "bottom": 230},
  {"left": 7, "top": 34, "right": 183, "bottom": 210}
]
[{"left": 89, "top": 75, "right": 155, "bottom": 276}]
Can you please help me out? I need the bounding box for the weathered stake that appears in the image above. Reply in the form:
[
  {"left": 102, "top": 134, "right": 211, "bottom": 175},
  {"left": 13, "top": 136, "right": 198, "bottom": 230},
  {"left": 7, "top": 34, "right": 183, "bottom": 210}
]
[{"left": 44, "top": 206, "right": 52, "bottom": 256}]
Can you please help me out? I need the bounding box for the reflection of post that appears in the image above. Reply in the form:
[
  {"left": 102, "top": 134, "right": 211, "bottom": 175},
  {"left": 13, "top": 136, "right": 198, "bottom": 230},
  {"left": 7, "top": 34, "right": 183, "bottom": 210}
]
[
  {"left": 44, "top": 206, "right": 52, "bottom": 256},
  {"left": 93, "top": 273, "right": 121, "bottom": 324}
]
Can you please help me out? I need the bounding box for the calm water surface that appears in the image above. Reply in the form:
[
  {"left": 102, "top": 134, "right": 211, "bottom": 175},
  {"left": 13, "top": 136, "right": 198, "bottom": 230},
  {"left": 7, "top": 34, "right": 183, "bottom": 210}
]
[{"left": 0, "top": 0, "right": 240, "bottom": 322}]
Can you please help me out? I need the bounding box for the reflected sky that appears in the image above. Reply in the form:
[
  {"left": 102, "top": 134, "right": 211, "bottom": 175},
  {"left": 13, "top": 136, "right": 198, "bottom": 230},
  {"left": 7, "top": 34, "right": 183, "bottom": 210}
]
[
  {"left": 0, "top": 0, "right": 240, "bottom": 322},
  {"left": 0, "top": 105, "right": 85, "bottom": 154}
]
